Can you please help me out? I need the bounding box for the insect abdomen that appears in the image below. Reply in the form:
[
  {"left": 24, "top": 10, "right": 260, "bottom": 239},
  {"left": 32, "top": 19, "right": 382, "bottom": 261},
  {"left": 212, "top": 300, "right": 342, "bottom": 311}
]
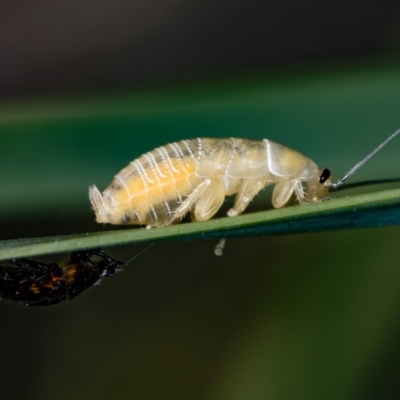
[{"left": 91, "top": 140, "right": 206, "bottom": 225}]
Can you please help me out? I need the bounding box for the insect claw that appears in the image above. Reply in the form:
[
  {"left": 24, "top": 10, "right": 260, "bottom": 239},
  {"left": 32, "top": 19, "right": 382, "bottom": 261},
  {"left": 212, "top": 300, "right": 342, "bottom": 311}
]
[{"left": 227, "top": 209, "right": 238, "bottom": 217}]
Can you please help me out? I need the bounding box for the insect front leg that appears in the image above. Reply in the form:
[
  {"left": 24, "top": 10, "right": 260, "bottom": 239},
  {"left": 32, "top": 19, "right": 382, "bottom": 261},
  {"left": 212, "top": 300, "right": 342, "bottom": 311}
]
[
  {"left": 227, "top": 179, "right": 267, "bottom": 217},
  {"left": 294, "top": 181, "right": 306, "bottom": 204}
]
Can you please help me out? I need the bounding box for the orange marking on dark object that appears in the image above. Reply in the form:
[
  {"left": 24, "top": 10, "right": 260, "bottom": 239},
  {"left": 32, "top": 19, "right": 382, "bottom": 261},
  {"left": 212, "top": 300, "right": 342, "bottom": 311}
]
[{"left": 0, "top": 250, "right": 123, "bottom": 306}]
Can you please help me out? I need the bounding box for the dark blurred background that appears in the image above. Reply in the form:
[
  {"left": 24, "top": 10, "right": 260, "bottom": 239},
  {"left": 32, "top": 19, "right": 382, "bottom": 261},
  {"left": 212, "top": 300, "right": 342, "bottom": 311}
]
[
  {"left": 1, "top": 0, "right": 400, "bottom": 96},
  {"left": 1, "top": 1, "right": 400, "bottom": 399}
]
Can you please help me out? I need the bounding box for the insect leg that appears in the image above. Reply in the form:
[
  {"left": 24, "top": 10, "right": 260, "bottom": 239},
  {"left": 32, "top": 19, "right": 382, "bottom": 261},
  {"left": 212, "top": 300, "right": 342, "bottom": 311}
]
[
  {"left": 165, "top": 178, "right": 212, "bottom": 225},
  {"left": 271, "top": 180, "right": 297, "bottom": 208},
  {"left": 192, "top": 178, "right": 226, "bottom": 221},
  {"left": 227, "top": 179, "right": 267, "bottom": 217},
  {"left": 91, "top": 250, "right": 124, "bottom": 277},
  {"left": 294, "top": 181, "right": 306, "bottom": 204}
]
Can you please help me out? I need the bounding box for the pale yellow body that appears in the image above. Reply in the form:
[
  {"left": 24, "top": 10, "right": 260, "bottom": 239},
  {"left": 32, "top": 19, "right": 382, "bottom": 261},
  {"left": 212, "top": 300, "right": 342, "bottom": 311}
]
[{"left": 89, "top": 138, "right": 331, "bottom": 227}]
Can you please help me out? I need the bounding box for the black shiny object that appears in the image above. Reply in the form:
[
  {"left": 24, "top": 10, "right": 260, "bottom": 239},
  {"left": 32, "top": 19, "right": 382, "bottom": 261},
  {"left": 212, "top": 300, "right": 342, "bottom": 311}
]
[
  {"left": 319, "top": 168, "right": 331, "bottom": 184},
  {"left": 0, "top": 249, "right": 123, "bottom": 306}
]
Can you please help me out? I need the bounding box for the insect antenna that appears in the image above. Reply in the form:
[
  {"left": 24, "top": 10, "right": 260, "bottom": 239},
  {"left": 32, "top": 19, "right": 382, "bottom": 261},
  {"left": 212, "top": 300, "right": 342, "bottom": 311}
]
[
  {"left": 332, "top": 177, "right": 400, "bottom": 191},
  {"left": 329, "top": 128, "right": 400, "bottom": 190}
]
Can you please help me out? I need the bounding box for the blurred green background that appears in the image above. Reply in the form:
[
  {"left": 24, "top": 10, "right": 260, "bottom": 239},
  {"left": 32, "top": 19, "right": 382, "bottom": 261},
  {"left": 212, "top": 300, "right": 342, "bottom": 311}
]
[{"left": 1, "top": 2, "right": 400, "bottom": 400}]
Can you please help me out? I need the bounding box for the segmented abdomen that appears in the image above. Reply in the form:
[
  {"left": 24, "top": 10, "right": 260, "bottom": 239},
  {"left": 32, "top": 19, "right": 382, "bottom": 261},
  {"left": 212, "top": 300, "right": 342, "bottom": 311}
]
[{"left": 102, "top": 139, "right": 205, "bottom": 225}]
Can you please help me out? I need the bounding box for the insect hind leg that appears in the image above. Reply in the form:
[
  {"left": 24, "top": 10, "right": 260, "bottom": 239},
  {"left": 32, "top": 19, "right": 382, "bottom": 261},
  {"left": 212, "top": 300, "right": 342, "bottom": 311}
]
[{"left": 163, "top": 178, "right": 213, "bottom": 226}]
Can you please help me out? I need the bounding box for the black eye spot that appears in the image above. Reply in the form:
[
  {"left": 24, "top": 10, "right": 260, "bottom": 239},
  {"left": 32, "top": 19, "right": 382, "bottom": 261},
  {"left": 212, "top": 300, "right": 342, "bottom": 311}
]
[{"left": 319, "top": 168, "right": 331, "bottom": 184}]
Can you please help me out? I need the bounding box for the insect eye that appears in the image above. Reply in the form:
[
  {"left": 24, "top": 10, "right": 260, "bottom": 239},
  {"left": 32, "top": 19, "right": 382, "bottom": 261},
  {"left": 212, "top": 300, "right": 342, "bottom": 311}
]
[{"left": 319, "top": 168, "right": 331, "bottom": 184}]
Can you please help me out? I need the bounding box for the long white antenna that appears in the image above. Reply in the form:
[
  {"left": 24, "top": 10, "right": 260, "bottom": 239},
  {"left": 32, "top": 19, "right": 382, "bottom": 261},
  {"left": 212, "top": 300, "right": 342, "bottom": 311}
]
[{"left": 329, "top": 128, "right": 400, "bottom": 190}]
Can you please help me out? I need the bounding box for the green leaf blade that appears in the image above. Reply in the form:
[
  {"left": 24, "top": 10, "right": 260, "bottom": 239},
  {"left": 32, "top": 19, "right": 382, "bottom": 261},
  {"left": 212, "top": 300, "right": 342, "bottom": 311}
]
[{"left": 0, "top": 188, "right": 399, "bottom": 261}]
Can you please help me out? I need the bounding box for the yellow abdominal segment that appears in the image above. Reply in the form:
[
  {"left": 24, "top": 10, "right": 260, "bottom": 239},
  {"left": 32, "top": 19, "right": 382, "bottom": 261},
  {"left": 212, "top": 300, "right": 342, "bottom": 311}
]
[{"left": 110, "top": 157, "right": 200, "bottom": 224}]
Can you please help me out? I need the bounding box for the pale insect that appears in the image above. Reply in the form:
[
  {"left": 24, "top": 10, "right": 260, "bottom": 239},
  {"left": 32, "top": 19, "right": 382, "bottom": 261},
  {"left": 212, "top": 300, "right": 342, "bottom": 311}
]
[{"left": 89, "top": 129, "right": 400, "bottom": 228}]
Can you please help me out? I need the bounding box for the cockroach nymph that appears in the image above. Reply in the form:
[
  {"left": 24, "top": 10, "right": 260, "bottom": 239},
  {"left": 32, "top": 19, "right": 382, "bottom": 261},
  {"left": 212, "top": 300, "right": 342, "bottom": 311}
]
[
  {"left": 0, "top": 250, "right": 123, "bottom": 306},
  {"left": 90, "top": 130, "right": 400, "bottom": 228}
]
